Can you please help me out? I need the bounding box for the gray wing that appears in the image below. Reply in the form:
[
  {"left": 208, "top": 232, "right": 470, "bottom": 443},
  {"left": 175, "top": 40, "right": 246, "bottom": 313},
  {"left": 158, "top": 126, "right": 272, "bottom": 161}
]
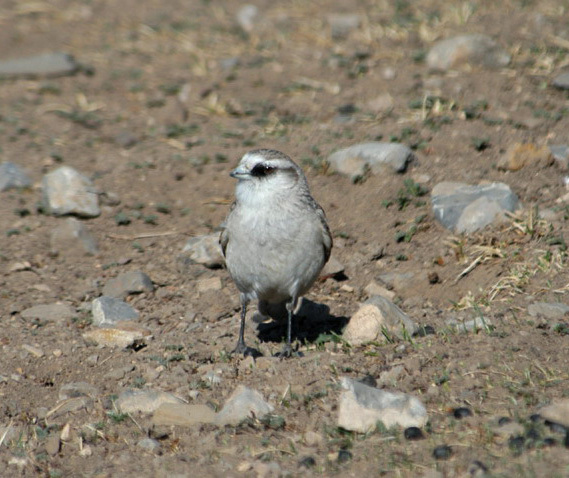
[
  {"left": 316, "top": 203, "right": 333, "bottom": 263},
  {"left": 219, "top": 201, "right": 236, "bottom": 258}
]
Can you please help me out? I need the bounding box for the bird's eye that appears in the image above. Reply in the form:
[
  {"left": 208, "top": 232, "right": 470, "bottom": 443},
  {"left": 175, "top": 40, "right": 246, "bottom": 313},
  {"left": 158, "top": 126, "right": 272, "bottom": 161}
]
[{"left": 251, "top": 163, "right": 275, "bottom": 177}]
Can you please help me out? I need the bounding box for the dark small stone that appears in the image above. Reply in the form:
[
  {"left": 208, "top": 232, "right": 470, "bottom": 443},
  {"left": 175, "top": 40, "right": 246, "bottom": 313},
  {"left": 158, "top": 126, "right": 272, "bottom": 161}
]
[
  {"left": 545, "top": 420, "right": 568, "bottom": 434},
  {"left": 529, "top": 413, "right": 542, "bottom": 423},
  {"left": 337, "top": 104, "right": 357, "bottom": 115},
  {"left": 542, "top": 437, "right": 556, "bottom": 447},
  {"left": 298, "top": 456, "right": 316, "bottom": 468},
  {"left": 416, "top": 325, "right": 436, "bottom": 336},
  {"left": 565, "top": 430, "right": 569, "bottom": 448},
  {"left": 359, "top": 374, "right": 377, "bottom": 387},
  {"left": 428, "top": 271, "right": 440, "bottom": 284},
  {"left": 468, "top": 460, "right": 488, "bottom": 475},
  {"left": 453, "top": 407, "right": 473, "bottom": 419},
  {"left": 432, "top": 445, "right": 452, "bottom": 460},
  {"left": 498, "top": 416, "right": 512, "bottom": 425},
  {"left": 337, "top": 449, "right": 352, "bottom": 463},
  {"left": 508, "top": 435, "right": 525, "bottom": 455},
  {"left": 404, "top": 427, "right": 424, "bottom": 441},
  {"left": 526, "top": 427, "right": 540, "bottom": 441}
]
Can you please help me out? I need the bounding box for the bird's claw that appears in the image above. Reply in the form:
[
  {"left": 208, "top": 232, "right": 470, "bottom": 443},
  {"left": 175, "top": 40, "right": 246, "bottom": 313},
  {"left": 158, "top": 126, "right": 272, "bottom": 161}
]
[{"left": 232, "top": 342, "right": 262, "bottom": 358}]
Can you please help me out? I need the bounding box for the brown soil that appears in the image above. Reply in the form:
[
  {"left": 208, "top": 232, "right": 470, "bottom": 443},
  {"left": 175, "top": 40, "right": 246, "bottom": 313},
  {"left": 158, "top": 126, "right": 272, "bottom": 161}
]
[{"left": 2, "top": 1, "right": 569, "bottom": 476}]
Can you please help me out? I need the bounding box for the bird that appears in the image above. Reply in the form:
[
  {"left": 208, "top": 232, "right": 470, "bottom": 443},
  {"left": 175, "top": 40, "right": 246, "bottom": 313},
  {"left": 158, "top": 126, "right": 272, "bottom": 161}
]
[{"left": 220, "top": 149, "right": 332, "bottom": 357}]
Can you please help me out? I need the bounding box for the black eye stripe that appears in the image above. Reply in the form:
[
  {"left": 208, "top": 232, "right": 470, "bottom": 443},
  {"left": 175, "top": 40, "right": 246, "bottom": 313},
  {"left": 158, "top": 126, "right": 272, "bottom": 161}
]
[{"left": 251, "top": 163, "right": 276, "bottom": 177}]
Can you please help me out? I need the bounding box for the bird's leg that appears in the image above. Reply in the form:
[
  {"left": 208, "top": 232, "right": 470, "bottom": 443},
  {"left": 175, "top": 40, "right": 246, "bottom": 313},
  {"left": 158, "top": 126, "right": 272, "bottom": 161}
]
[
  {"left": 278, "top": 297, "right": 297, "bottom": 358},
  {"left": 232, "top": 297, "right": 261, "bottom": 357}
]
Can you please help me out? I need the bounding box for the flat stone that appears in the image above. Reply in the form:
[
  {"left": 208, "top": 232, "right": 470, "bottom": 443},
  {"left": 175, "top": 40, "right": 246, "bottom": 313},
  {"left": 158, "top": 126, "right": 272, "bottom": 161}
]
[
  {"left": 327, "top": 13, "right": 362, "bottom": 38},
  {"left": 431, "top": 182, "right": 519, "bottom": 233},
  {"left": 180, "top": 233, "right": 225, "bottom": 269},
  {"left": 426, "top": 34, "right": 510, "bottom": 71},
  {"left": 42, "top": 166, "right": 100, "bottom": 217},
  {"left": 21, "top": 303, "right": 75, "bottom": 322},
  {"left": 102, "top": 271, "right": 154, "bottom": 299},
  {"left": 497, "top": 143, "right": 553, "bottom": 171},
  {"left": 337, "top": 377, "right": 428, "bottom": 432},
  {"left": 320, "top": 255, "right": 345, "bottom": 279},
  {"left": 82, "top": 324, "right": 150, "bottom": 348},
  {"left": 528, "top": 302, "right": 569, "bottom": 320},
  {"left": 91, "top": 296, "right": 139, "bottom": 326},
  {"left": 50, "top": 217, "right": 99, "bottom": 256},
  {"left": 137, "top": 437, "right": 161, "bottom": 452},
  {"left": 327, "top": 142, "right": 413, "bottom": 181},
  {"left": 215, "top": 385, "right": 274, "bottom": 426},
  {"left": 538, "top": 398, "right": 569, "bottom": 427},
  {"left": 152, "top": 403, "right": 216, "bottom": 426},
  {"left": 343, "top": 295, "right": 418, "bottom": 345},
  {"left": 236, "top": 4, "right": 259, "bottom": 32},
  {"left": 21, "top": 344, "right": 44, "bottom": 358},
  {"left": 47, "top": 397, "right": 92, "bottom": 418},
  {"left": 45, "top": 434, "right": 61, "bottom": 456},
  {"left": 549, "top": 144, "right": 569, "bottom": 169},
  {"left": 552, "top": 71, "right": 569, "bottom": 90},
  {"left": 116, "top": 389, "right": 184, "bottom": 414},
  {"left": 0, "top": 162, "right": 31, "bottom": 191},
  {"left": 0, "top": 52, "right": 79, "bottom": 78},
  {"left": 446, "top": 316, "right": 493, "bottom": 333},
  {"left": 59, "top": 382, "right": 99, "bottom": 400},
  {"left": 197, "top": 276, "right": 222, "bottom": 293},
  {"left": 364, "top": 281, "right": 396, "bottom": 300}
]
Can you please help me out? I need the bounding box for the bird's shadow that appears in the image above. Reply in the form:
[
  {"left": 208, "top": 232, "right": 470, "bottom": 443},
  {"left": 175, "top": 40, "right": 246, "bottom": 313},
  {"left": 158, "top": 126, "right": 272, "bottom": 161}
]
[{"left": 253, "top": 298, "right": 349, "bottom": 345}]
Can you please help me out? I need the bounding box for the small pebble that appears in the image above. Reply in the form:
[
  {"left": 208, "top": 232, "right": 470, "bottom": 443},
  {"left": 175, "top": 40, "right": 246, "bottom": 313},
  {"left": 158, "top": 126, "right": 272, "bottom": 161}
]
[
  {"left": 453, "top": 407, "right": 473, "bottom": 419},
  {"left": 298, "top": 456, "right": 316, "bottom": 468},
  {"left": 337, "top": 449, "right": 352, "bottom": 463},
  {"left": 432, "top": 445, "right": 452, "bottom": 460},
  {"left": 498, "top": 416, "right": 512, "bottom": 425},
  {"left": 526, "top": 428, "right": 540, "bottom": 441},
  {"left": 529, "top": 413, "right": 542, "bottom": 422},
  {"left": 404, "top": 427, "right": 424, "bottom": 441},
  {"left": 508, "top": 435, "right": 525, "bottom": 454},
  {"left": 543, "top": 437, "right": 556, "bottom": 447}
]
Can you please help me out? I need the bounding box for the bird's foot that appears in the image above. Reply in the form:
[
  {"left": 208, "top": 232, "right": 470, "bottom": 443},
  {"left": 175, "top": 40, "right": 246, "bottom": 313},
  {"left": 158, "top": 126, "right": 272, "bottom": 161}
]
[
  {"left": 232, "top": 341, "right": 262, "bottom": 358},
  {"left": 274, "top": 343, "right": 303, "bottom": 359}
]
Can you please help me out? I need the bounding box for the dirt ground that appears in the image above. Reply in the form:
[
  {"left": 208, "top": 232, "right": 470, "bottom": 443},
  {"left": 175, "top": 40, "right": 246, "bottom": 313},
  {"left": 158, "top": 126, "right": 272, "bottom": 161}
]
[{"left": 2, "top": 0, "right": 569, "bottom": 476}]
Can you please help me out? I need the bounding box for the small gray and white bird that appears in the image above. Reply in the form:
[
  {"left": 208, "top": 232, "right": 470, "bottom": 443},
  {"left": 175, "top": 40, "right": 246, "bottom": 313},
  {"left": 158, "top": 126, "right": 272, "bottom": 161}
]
[{"left": 220, "top": 149, "right": 332, "bottom": 357}]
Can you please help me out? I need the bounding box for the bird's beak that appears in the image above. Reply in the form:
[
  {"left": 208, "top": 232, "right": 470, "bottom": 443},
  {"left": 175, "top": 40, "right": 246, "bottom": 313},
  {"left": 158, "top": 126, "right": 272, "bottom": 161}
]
[{"left": 230, "top": 166, "right": 249, "bottom": 178}]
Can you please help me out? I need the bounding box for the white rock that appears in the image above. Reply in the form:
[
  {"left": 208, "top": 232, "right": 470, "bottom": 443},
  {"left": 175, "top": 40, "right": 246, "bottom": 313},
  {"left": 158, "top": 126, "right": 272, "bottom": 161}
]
[
  {"left": 236, "top": 4, "right": 259, "bottom": 32},
  {"left": 327, "top": 142, "right": 413, "bottom": 181},
  {"left": 338, "top": 378, "right": 427, "bottom": 433},
  {"left": 215, "top": 385, "right": 273, "bottom": 426},
  {"left": 116, "top": 389, "right": 184, "bottom": 414},
  {"left": 42, "top": 166, "right": 100, "bottom": 217},
  {"left": 343, "top": 295, "right": 418, "bottom": 345},
  {"left": 427, "top": 34, "right": 510, "bottom": 71}
]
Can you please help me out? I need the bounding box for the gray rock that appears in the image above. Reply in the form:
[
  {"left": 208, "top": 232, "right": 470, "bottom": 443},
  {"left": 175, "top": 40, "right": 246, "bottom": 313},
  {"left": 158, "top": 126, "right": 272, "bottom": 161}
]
[
  {"left": 59, "top": 382, "right": 99, "bottom": 400},
  {"left": 215, "top": 385, "right": 274, "bottom": 426},
  {"left": 552, "top": 72, "right": 569, "bottom": 90},
  {"left": 42, "top": 166, "right": 100, "bottom": 217},
  {"left": 152, "top": 403, "right": 216, "bottom": 426},
  {"left": 45, "top": 434, "right": 61, "bottom": 456},
  {"left": 319, "top": 255, "right": 345, "bottom": 279},
  {"left": 46, "top": 396, "right": 92, "bottom": 418},
  {"left": 537, "top": 398, "right": 569, "bottom": 427},
  {"left": 116, "top": 389, "right": 184, "bottom": 414},
  {"left": 91, "top": 296, "right": 139, "bottom": 326},
  {"left": 0, "top": 52, "right": 79, "bottom": 78},
  {"left": 137, "top": 437, "right": 161, "bottom": 452},
  {"left": 337, "top": 377, "right": 428, "bottom": 432},
  {"left": 426, "top": 34, "right": 510, "bottom": 71},
  {"left": 549, "top": 144, "right": 569, "bottom": 169},
  {"left": 102, "top": 271, "right": 154, "bottom": 299},
  {"left": 180, "top": 233, "right": 225, "bottom": 269},
  {"left": 0, "top": 162, "right": 31, "bottom": 191},
  {"left": 236, "top": 4, "right": 259, "bottom": 32},
  {"left": 431, "top": 182, "right": 519, "bottom": 233},
  {"left": 327, "top": 14, "right": 362, "bottom": 38},
  {"left": 327, "top": 142, "right": 413, "bottom": 181},
  {"left": 21, "top": 303, "right": 75, "bottom": 322},
  {"left": 343, "top": 295, "right": 418, "bottom": 345},
  {"left": 50, "top": 217, "right": 99, "bottom": 256},
  {"left": 446, "top": 316, "right": 492, "bottom": 333},
  {"left": 528, "top": 302, "right": 569, "bottom": 320}
]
